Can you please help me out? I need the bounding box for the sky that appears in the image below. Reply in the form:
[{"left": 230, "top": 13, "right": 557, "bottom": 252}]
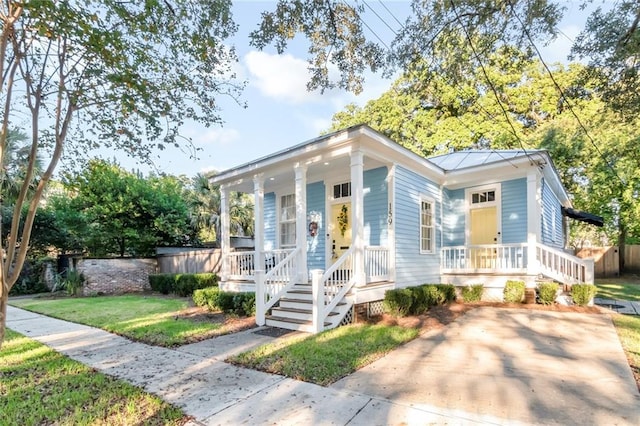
[{"left": 82, "top": 0, "right": 601, "bottom": 179}]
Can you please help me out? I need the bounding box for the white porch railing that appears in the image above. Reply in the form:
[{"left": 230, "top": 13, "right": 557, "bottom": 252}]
[
  {"left": 537, "top": 243, "right": 594, "bottom": 285},
  {"left": 255, "top": 247, "right": 299, "bottom": 325},
  {"left": 227, "top": 250, "right": 255, "bottom": 280},
  {"left": 365, "top": 246, "right": 390, "bottom": 282},
  {"left": 227, "top": 249, "right": 294, "bottom": 281},
  {"left": 441, "top": 244, "right": 528, "bottom": 273},
  {"left": 311, "top": 247, "right": 355, "bottom": 333}
]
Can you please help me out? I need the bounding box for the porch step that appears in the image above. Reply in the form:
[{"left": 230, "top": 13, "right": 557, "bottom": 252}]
[
  {"left": 279, "top": 297, "right": 347, "bottom": 310},
  {"left": 265, "top": 315, "right": 331, "bottom": 333},
  {"left": 270, "top": 306, "right": 340, "bottom": 321}
]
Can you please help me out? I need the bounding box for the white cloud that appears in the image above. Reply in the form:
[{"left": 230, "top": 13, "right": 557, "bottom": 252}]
[
  {"left": 244, "top": 51, "right": 324, "bottom": 104},
  {"left": 192, "top": 127, "right": 241, "bottom": 146}
]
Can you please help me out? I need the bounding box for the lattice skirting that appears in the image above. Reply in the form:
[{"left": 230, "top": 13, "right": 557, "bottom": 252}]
[
  {"left": 339, "top": 305, "right": 355, "bottom": 326},
  {"left": 367, "top": 300, "right": 385, "bottom": 317}
]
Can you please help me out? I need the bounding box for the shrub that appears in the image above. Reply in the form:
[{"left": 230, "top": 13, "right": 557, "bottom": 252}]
[
  {"left": 537, "top": 282, "right": 559, "bottom": 305},
  {"left": 462, "top": 284, "right": 484, "bottom": 302},
  {"left": 572, "top": 284, "right": 597, "bottom": 306},
  {"left": 193, "top": 287, "right": 219, "bottom": 308},
  {"left": 234, "top": 292, "right": 256, "bottom": 316},
  {"left": 213, "top": 291, "right": 236, "bottom": 312},
  {"left": 436, "top": 284, "right": 457, "bottom": 303},
  {"left": 383, "top": 288, "right": 413, "bottom": 317},
  {"left": 149, "top": 273, "right": 217, "bottom": 296},
  {"left": 504, "top": 280, "right": 525, "bottom": 303},
  {"left": 9, "top": 258, "right": 52, "bottom": 296},
  {"left": 64, "top": 270, "right": 86, "bottom": 296}
]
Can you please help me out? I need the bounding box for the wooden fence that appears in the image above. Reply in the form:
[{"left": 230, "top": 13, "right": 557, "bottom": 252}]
[
  {"left": 575, "top": 245, "right": 640, "bottom": 277},
  {"left": 156, "top": 248, "right": 221, "bottom": 274}
]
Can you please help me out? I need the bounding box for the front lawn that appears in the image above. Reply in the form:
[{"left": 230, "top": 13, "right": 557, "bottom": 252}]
[
  {"left": 611, "top": 314, "right": 640, "bottom": 389},
  {"left": 10, "top": 295, "right": 253, "bottom": 347},
  {"left": 229, "top": 323, "right": 418, "bottom": 386},
  {"left": 0, "top": 329, "right": 187, "bottom": 425},
  {"left": 595, "top": 278, "right": 640, "bottom": 301}
]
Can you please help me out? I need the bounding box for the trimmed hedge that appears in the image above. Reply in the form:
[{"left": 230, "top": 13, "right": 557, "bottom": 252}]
[
  {"left": 503, "top": 280, "right": 525, "bottom": 303},
  {"left": 572, "top": 284, "right": 597, "bottom": 306},
  {"left": 462, "top": 284, "right": 484, "bottom": 303},
  {"left": 192, "top": 287, "right": 255, "bottom": 316},
  {"left": 149, "top": 273, "right": 218, "bottom": 297},
  {"left": 537, "top": 282, "right": 559, "bottom": 305},
  {"left": 383, "top": 284, "right": 456, "bottom": 317}
]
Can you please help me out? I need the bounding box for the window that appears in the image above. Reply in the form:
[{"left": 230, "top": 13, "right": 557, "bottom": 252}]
[
  {"left": 280, "top": 194, "right": 296, "bottom": 247},
  {"left": 471, "top": 190, "right": 495, "bottom": 205},
  {"left": 420, "top": 198, "right": 434, "bottom": 253},
  {"left": 333, "top": 182, "right": 351, "bottom": 199}
]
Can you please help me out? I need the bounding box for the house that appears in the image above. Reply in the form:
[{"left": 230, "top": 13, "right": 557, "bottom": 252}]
[{"left": 211, "top": 125, "right": 596, "bottom": 332}]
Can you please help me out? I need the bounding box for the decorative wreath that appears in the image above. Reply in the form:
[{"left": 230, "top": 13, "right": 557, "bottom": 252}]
[{"left": 338, "top": 204, "right": 348, "bottom": 237}]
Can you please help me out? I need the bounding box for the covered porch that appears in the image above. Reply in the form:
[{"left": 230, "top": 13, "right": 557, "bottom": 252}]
[{"left": 213, "top": 128, "right": 398, "bottom": 332}]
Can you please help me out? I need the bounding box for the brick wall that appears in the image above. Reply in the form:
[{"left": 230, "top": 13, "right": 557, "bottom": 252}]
[{"left": 77, "top": 258, "right": 157, "bottom": 295}]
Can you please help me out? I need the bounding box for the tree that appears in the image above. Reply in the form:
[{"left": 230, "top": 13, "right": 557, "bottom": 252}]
[
  {"left": 188, "top": 173, "right": 254, "bottom": 243},
  {"left": 0, "top": 1, "right": 241, "bottom": 347},
  {"left": 64, "top": 160, "right": 196, "bottom": 257},
  {"left": 251, "top": 0, "right": 563, "bottom": 94}
]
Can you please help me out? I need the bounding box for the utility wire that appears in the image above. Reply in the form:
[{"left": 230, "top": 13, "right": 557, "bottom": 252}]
[
  {"left": 377, "top": 0, "right": 404, "bottom": 27},
  {"left": 504, "top": 0, "right": 625, "bottom": 184},
  {"left": 362, "top": 0, "right": 398, "bottom": 35},
  {"left": 448, "top": 0, "right": 537, "bottom": 166}
]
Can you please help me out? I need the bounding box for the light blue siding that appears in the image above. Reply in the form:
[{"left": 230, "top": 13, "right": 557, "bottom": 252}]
[
  {"left": 394, "top": 165, "right": 441, "bottom": 287},
  {"left": 264, "top": 192, "right": 276, "bottom": 250},
  {"left": 541, "top": 178, "right": 563, "bottom": 248},
  {"left": 443, "top": 188, "right": 465, "bottom": 247},
  {"left": 364, "top": 167, "right": 389, "bottom": 246},
  {"left": 501, "top": 178, "right": 527, "bottom": 244},
  {"left": 306, "top": 181, "right": 325, "bottom": 271}
]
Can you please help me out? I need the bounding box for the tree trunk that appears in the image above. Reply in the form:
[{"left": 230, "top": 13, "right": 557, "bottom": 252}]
[
  {"left": 0, "top": 289, "right": 8, "bottom": 350},
  {"left": 619, "top": 221, "right": 627, "bottom": 273}
]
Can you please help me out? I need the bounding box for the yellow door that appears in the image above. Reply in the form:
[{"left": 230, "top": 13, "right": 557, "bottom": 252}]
[
  {"left": 470, "top": 207, "right": 497, "bottom": 268},
  {"left": 329, "top": 202, "right": 352, "bottom": 265}
]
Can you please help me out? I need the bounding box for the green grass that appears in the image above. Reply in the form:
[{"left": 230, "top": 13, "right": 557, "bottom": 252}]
[
  {"left": 10, "top": 295, "right": 230, "bottom": 347},
  {"left": 0, "top": 329, "right": 186, "bottom": 425},
  {"left": 595, "top": 280, "right": 640, "bottom": 301},
  {"left": 611, "top": 314, "right": 640, "bottom": 386},
  {"left": 229, "top": 323, "right": 418, "bottom": 386}
]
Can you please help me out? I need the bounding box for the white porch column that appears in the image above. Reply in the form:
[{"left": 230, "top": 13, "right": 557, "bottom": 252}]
[
  {"left": 253, "top": 174, "right": 265, "bottom": 270},
  {"left": 526, "top": 170, "right": 541, "bottom": 278},
  {"left": 351, "top": 149, "right": 365, "bottom": 287},
  {"left": 295, "top": 163, "right": 308, "bottom": 283},
  {"left": 220, "top": 184, "right": 231, "bottom": 281}
]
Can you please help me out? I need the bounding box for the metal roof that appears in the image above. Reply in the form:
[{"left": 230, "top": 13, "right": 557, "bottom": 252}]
[{"left": 428, "top": 149, "right": 547, "bottom": 171}]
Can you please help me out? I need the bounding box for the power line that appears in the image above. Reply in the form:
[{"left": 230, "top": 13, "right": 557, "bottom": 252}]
[
  {"left": 448, "top": 0, "right": 538, "bottom": 166},
  {"left": 504, "top": 0, "right": 625, "bottom": 184},
  {"left": 362, "top": 0, "right": 398, "bottom": 35},
  {"left": 377, "top": 0, "right": 404, "bottom": 28}
]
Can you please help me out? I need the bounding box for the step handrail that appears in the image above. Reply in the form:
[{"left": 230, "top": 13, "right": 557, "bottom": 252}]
[
  {"left": 262, "top": 247, "right": 300, "bottom": 312},
  {"left": 536, "top": 243, "right": 594, "bottom": 284}
]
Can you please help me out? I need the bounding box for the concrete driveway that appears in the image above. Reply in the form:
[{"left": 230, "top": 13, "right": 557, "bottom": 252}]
[{"left": 332, "top": 307, "right": 640, "bottom": 425}]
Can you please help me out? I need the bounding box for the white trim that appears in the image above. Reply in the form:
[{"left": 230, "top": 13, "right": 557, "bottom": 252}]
[
  {"left": 527, "top": 170, "right": 541, "bottom": 274},
  {"left": 464, "top": 183, "right": 502, "bottom": 245},
  {"left": 388, "top": 165, "right": 396, "bottom": 283},
  {"left": 419, "top": 195, "right": 436, "bottom": 254}
]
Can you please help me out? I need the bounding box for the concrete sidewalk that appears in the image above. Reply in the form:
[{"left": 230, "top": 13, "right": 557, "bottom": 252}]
[{"left": 6, "top": 305, "right": 640, "bottom": 425}]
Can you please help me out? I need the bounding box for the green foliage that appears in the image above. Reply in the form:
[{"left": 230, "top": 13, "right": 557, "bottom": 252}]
[
  {"left": 195, "top": 290, "right": 254, "bottom": 317},
  {"left": 8, "top": 258, "right": 52, "bottom": 296},
  {"left": 149, "top": 273, "right": 217, "bottom": 297},
  {"left": 192, "top": 287, "right": 219, "bottom": 308},
  {"left": 383, "top": 288, "right": 413, "bottom": 317},
  {"left": 462, "top": 284, "right": 484, "bottom": 303},
  {"left": 384, "top": 284, "right": 456, "bottom": 317},
  {"left": 59, "top": 160, "right": 197, "bottom": 257},
  {"left": 504, "top": 280, "right": 525, "bottom": 303},
  {"left": 63, "top": 270, "right": 85, "bottom": 297},
  {"left": 537, "top": 282, "right": 559, "bottom": 305},
  {"left": 572, "top": 284, "right": 598, "bottom": 306}
]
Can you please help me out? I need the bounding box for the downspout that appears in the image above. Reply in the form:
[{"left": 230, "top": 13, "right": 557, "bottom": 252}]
[{"left": 440, "top": 183, "right": 444, "bottom": 280}]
